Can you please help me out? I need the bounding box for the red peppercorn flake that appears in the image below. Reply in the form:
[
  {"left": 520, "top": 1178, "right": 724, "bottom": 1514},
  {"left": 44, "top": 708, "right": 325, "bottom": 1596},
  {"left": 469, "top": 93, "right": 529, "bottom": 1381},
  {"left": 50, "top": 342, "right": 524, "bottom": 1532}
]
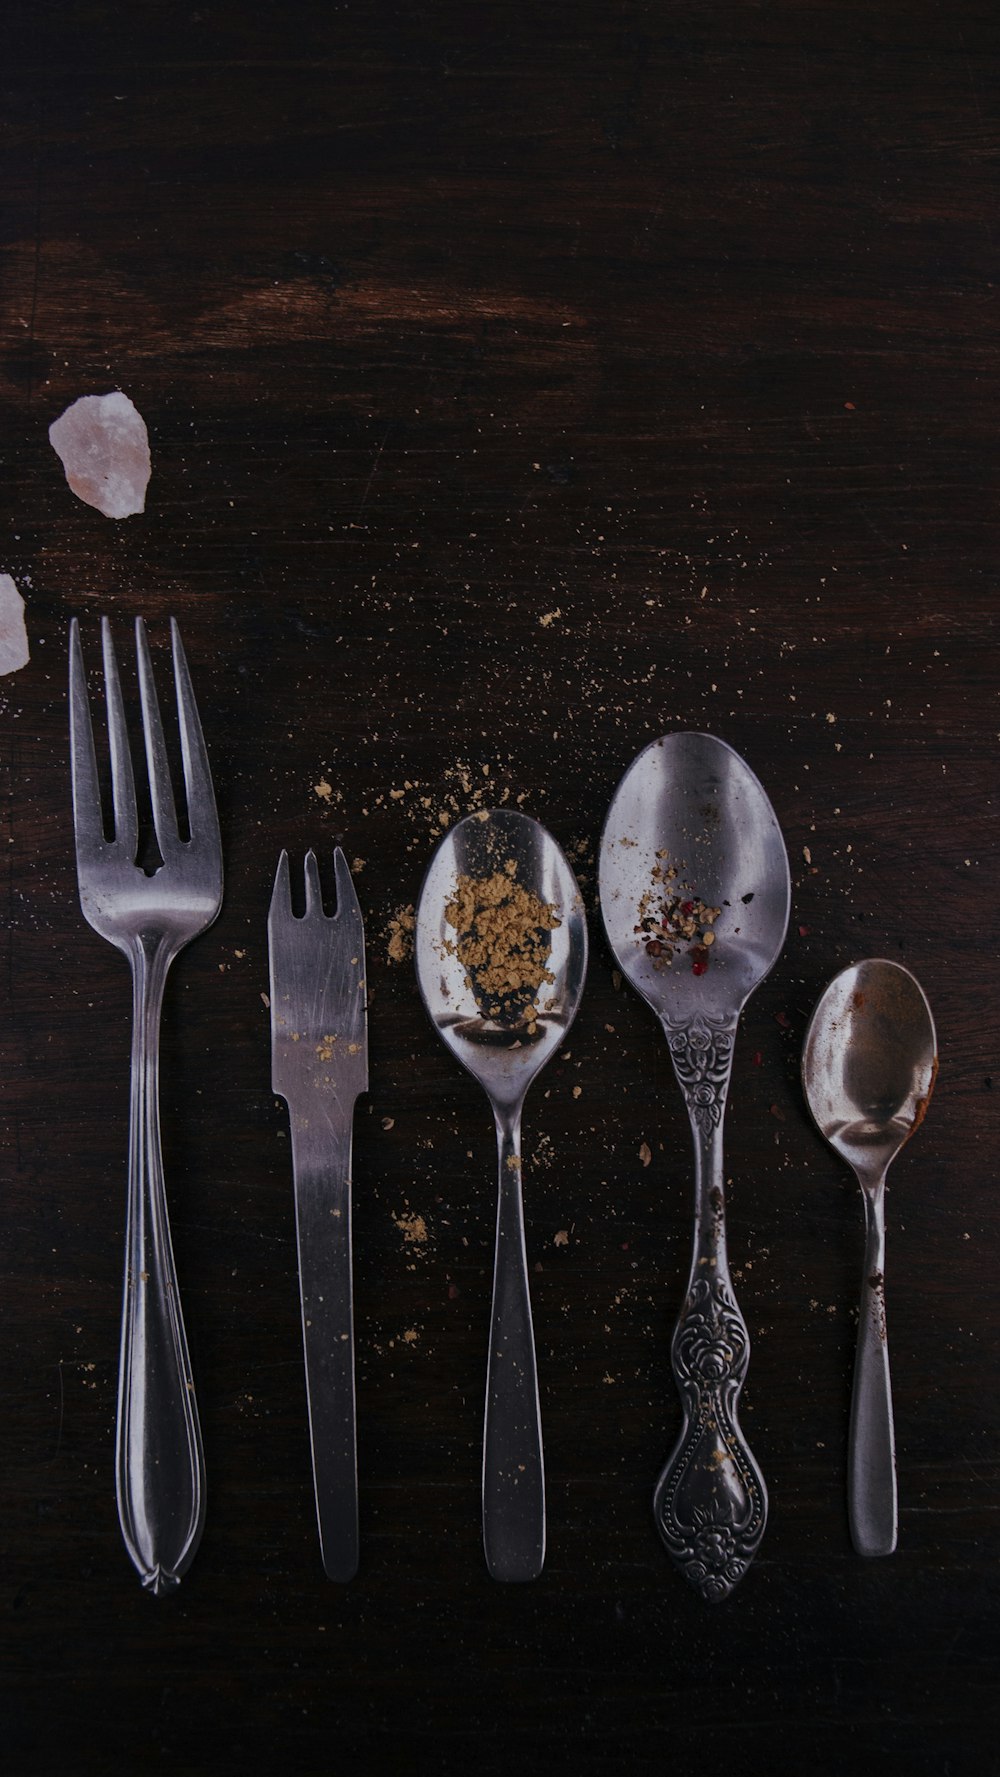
[
  {"left": 752, "top": 1051, "right": 763, "bottom": 1066},
  {"left": 636, "top": 851, "right": 722, "bottom": 977}
]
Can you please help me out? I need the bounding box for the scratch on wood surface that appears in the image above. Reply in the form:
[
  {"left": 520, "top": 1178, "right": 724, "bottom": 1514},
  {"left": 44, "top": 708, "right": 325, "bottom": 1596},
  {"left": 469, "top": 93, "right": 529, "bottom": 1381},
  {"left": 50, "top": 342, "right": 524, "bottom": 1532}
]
[{"left": 353, "top": 423, "right": 392, "bottom": 526}]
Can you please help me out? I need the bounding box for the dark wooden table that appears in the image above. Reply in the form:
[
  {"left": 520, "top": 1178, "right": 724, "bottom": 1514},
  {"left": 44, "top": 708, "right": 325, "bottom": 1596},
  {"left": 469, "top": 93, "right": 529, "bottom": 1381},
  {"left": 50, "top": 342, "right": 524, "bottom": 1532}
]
[{"left": 3, "top": 4, "right": 998, "bottom": 1771}]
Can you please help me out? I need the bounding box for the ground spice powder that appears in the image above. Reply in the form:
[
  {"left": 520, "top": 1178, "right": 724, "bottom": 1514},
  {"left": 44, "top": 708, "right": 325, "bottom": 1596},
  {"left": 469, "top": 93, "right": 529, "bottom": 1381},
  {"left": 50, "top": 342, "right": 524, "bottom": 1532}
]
[{"left": 444, "top": 860, "right": 560, "bottom": 1020}]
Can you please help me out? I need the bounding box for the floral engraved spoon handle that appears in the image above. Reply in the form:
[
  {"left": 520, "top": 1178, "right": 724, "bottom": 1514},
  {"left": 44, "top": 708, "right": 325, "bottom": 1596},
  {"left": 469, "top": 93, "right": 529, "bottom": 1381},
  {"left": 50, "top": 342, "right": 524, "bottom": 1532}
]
[{"left": 652, "top": 1015, "right": 767, "bottom": 1602}]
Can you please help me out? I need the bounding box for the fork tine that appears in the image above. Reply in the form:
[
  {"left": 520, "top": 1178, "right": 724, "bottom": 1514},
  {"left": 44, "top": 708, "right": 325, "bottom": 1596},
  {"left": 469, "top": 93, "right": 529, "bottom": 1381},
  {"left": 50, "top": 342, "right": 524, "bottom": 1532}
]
[
  {"left": 268, "top": 848, "right": 292, "bottom": 922},
  {"left": 135, "top": 616, "right": 179, "bottom": 852},
  {"left": 69, "top": 619, "right": 107, "bottom": 848},
  {"left": 333, "top": 846, "right": 362, "bottom": 925},
  {"left": 170, "top": 619, "right": 219, "bottom": 843},
  {"left": 101, "top": 619, "right": 139, "bottom": 857},
  {"left": 303, "top": 849, "right": 323, "bottom": 915}
]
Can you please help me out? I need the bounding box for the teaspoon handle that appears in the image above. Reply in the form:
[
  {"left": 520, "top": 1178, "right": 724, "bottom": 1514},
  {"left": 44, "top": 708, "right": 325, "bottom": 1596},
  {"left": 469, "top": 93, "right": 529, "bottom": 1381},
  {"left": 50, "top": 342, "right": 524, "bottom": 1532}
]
[
  {"left": 848, "top": 1180, "right": 897, "bottom": 1557},
  {"left": 654, "top": 1017, "right": 767, "bottom": 1601},
  {"left": 482, "top": 1108, "right": 545, "bottom": 1582}
]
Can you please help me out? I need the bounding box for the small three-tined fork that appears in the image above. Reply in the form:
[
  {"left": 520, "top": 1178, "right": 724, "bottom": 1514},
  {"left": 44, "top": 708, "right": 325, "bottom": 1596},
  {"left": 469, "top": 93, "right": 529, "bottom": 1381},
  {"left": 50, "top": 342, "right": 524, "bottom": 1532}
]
[
  {"left": 268, "top": 848, "right": 368, "bottom": 1581},
  {"left": 69, "top": 617, "right": 222, "bottom": 1594}
]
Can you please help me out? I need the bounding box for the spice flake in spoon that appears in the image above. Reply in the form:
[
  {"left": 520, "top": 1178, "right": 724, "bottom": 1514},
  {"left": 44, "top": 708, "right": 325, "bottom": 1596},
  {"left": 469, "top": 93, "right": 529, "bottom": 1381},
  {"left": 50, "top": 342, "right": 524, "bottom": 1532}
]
[{"left": 636, "top": 851, "right": 722, "bottom": 975}]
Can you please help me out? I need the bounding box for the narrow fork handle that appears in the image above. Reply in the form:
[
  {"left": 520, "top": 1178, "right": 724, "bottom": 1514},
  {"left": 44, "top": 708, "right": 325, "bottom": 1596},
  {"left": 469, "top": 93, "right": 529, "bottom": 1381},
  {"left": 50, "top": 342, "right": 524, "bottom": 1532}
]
[
  {"left": 289, "top": 1116, "right": 359, "bottom": 1583},
  {"left": 848, "top": 1179, "right": 897, "bottom": 1557},
  {"left": 482, "top": 1108, "right": 545, "bottom": 1581},
  {"left": 654, "top": 1017, "right": 767, "bottom": 1602},
  {"left": 116, "top": 935, "right": 205, "bottom": 1594}
]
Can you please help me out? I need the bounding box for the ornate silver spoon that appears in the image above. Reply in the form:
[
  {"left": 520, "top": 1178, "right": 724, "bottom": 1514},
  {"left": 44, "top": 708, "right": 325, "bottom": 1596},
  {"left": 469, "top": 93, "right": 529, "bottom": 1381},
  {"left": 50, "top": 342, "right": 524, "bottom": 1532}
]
[
  {"left": 415, "top": 809, "right": 588, "bottom": 1581},
  {"left": 599, "top": 733, "right": 790, "bottom": 1600},
  {"left": 802, "top": 959, "right": 937, "bottom": 1557}
]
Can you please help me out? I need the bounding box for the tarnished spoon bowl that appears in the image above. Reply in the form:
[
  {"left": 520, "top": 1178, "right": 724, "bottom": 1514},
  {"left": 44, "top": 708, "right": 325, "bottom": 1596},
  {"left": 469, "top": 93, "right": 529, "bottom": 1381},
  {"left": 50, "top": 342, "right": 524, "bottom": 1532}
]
[
  {"left": 803, "top": 958, "right": 937, "bottom": 1557},
  {"left": 600, "top": 732, "right": 790, "bottom": 1601},
  {"left": 415, "top": 809, "right": 587, "bottom": 1581}
]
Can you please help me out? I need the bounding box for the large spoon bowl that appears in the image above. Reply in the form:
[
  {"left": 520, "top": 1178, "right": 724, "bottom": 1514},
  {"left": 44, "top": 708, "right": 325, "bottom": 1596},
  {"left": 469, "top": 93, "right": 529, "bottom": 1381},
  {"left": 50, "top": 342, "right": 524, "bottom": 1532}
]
[
  {"left": 599, "top": 733, "right": 790, "bottom": 1600},
  {"left": 600, "top": 730, "right": 790, "bottom": 1024},
  {"left": 415, "top": 809, "right": 588, "bottom": 1580},
  {"left": 802, "top": 958, "right": 937, "bottom": 1557}
]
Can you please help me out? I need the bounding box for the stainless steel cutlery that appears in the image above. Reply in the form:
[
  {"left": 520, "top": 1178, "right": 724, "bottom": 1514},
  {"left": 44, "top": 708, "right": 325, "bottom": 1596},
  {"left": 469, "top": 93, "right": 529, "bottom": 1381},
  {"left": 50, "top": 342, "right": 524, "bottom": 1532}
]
[
  {"left": 803, "top": 959, "right": 937, "bottom": 1557},
  {"left": 414, "top": 810, "right": 588, "bottom": 1581},
  {"left": 66, "top": 640, "right": 936, "bottom": 1591},
  {"left": 599, "top": 734, "right": 790, "bottom": 1600},
  {"left": 70, "top": 617, "right": 222, "bottom": 1594},
  {"left": 268, "top": 847, "right": 368, "bottom": 1582}
]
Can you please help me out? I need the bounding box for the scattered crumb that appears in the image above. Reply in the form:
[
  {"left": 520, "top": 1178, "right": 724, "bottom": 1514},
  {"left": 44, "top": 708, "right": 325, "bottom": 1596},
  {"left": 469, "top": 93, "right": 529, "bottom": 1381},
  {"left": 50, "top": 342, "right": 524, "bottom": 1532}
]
[
  {"left": 392, "top": 1210, "right": 428, "bottom": 1247},
  {"left": 553, "top": 1229, "right": 569, "bottom": 1247},
  {"left": 386, "top": 904, "right": 415, "bottom": 963},
  {"left": 639, "top": 1141, "right": 652, "bottom": 1167},
  {"left": 314, "top": 778, "right": 333, "bottom": 802}
]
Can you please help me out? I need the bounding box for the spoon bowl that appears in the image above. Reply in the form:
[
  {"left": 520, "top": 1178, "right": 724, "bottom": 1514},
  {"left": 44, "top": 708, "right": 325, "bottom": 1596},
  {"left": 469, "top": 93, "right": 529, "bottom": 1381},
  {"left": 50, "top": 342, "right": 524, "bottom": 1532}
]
[
  {"left": 803, "top": 958, "right": 937, "bottom": 1557},
  {"left": 599, "top": 733, "right": 790, "bottom": 1601},
  {"left": 600, "top": 730, "right": 790, "bottom": 1025},
  {"left": 416, "top": 809, "right": 588, "bottom": 1111},
  {"left": 415, "top": 809, "right": 588, "bottom": 1581},
  {"left": 802, "top": 958, "right": 937, "bottom": 1177}
]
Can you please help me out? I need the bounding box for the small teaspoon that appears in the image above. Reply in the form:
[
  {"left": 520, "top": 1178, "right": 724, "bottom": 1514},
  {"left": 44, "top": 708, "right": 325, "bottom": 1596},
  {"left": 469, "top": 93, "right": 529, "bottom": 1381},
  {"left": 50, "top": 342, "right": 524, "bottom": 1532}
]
[{"left": 803, "top": 958, "right": 937, "bottom": 1557}]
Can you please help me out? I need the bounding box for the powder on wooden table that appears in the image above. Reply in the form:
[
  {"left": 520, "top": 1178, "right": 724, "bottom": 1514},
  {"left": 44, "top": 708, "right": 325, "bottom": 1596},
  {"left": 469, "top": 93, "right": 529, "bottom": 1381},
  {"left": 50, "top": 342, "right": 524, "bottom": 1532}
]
[{"left": 444, "top": 859, "right": 560, "bottom": 1020}]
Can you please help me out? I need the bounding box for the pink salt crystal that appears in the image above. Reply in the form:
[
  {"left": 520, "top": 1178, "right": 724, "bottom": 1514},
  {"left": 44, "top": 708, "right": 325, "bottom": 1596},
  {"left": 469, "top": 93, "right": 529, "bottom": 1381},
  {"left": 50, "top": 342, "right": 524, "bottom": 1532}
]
[
  {"left": 0, "top": 575, "right": 29, "bottom": 674},
  {"left": 49, "top": 391, "right": 151, "bottom": 518}
]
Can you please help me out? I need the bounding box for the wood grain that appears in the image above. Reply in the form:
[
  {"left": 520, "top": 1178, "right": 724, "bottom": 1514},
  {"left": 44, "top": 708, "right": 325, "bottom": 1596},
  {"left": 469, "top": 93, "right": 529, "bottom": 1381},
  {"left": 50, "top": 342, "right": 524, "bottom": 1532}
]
[{"left": 1, "top": 3, "right": 998, "bottom": 1772}]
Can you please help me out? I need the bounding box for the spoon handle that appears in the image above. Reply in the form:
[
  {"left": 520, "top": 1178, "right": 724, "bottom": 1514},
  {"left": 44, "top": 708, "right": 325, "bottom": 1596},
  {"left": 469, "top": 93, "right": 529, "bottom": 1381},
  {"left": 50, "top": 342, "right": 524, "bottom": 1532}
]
[
  {"left": 482, "top": 1108, "right": 545, "bottom": 1581},
  {"left": 653, "top": 1016, "right": 767, "bottom": 1601},
  {"left": 848, "top": 1179, "right": 897, "bottom": 1556}
]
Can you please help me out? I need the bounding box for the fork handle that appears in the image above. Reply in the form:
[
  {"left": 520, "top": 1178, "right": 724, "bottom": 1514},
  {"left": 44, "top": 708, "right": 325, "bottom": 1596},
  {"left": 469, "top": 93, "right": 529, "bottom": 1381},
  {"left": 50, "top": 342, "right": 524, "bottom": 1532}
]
[
  {"left": 117, "top": 938, "right": 205, "bottom": 1595},
  {"left": 289, "top": 1113, "right": 360, "bottom": 1582}
]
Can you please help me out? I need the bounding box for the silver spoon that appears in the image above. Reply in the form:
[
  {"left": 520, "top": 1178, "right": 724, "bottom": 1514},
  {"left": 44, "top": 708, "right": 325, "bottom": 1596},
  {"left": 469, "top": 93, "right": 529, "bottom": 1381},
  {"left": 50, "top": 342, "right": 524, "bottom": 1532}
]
[
  {"left": 599, "top": 733, "right": 790, "bottom": 1600},
  {"left": 415, "top": 809, "right": 588, "bottom": 1581},
  {"left": 802, "top": 959, "right": 937, "bottom": 1558}
]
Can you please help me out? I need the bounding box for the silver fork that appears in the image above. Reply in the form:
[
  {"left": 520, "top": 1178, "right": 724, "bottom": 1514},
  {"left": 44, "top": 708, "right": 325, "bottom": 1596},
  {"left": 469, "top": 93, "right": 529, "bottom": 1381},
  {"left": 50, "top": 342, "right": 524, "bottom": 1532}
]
[
  {"left": 69, "top": 616, "right": 223, "bottom": 1595},
  {"left": 268, "top": 848, "right": 368, "bottom": 1581}
]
